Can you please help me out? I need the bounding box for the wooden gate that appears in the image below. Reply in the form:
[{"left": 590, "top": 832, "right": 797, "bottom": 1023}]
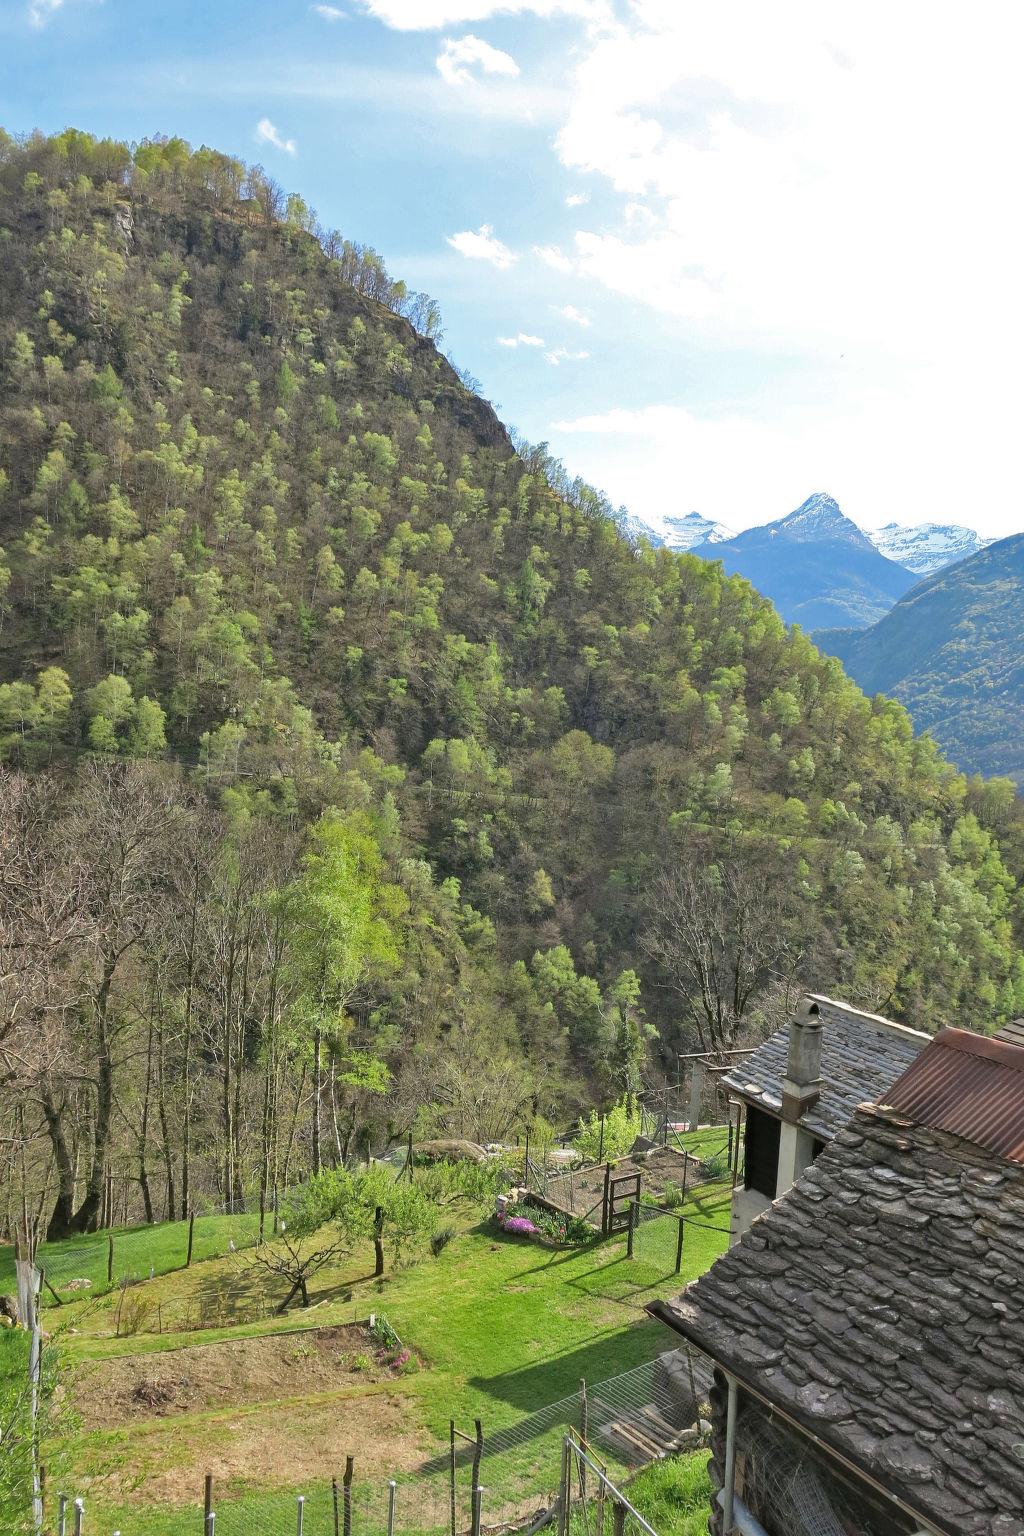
[{"left": 602, "top": 1166, "right": 642, "bottom": 1237}]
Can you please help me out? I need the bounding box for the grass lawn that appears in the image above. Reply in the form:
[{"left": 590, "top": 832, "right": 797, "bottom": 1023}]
[
  {"left": 38, "top": 1184, "right": 728, "bottom": 1536},
  {"left": 0, "top": 1212, "right": 263, "bottom": 1303},
  {"left": 622, "top": 1451, "right": 714, "bottom": 1536}
]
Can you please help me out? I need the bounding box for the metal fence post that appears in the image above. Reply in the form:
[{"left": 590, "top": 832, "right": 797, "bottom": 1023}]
[
  {"left": 73, "top": 1498, "right": 84, "bottom": 1536},
  {"left": 206, "top": 1515, "right": 215, "bottom": 1536},
  {"left": 57, "top": 1492, "right": 67, "bottom": 1536},
  {"left": 387, "top": 1480, "right": 397, "bottom": 1536},
  {"left": 296, "top": 1494, "right": 305, "bottom": 1536},
  {"left": 333, "top": 1477, "right": 340, "bottom": 1536},
  {"left": 471, "top": 1485, "right": 482, "bottom": 1536},
  {"left": 449, "top": 1421, "right": 456, "bottom": 1536},
  {"left": 675, "top": 1214, "right": 685, "bottom": 1275},
  {"left": 627, "top": 1198, "right": 637, "bottom": 1259}
]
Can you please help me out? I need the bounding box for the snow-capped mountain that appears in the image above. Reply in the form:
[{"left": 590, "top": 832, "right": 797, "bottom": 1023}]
[
  {"left": 613, "top": 509, "right": 664, "bottom": 547},
  {"left": 867, "top": 522, "right": 993, "bottom": 576},
  {"left": 693, "top": 492, "right": 917, "bottom": 629},
  {"left": 662, "top": 511, "right": 735, "bottom": 550},
  {"left": 768, "top": 491, "right": 878, "bottom": 548}
]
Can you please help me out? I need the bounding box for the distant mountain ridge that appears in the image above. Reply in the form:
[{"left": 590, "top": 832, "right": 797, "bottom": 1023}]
[
  {"left": 816, "top": 533, "right": 1024, "bottom": 783},
  {"left": 868, "top": 521, "right": 992, "bottom": 575},
  {"left": 692, "top": 492, "right": 918, "bottom": 629}
]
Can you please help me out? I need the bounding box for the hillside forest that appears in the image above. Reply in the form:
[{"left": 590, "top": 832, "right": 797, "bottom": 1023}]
[{"left": 2, "top": 129, "right": 1024, "bottom": 1240}]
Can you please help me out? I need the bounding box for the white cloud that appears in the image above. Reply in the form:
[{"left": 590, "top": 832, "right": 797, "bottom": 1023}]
[
  {"left": 533, "top": 243, "right": 574, "bottom": 273},
  {"left": 547, "top": 347, "right": 590, "bottom": 365},
  {"left": 354, "top": 1, "right": 607, "bottom": 28},
  {"left": 28, "top": 0, "right": 64, "bottom": 26},
  {"left": 538, "top": 2, "right": 1024, "bottom": 536},
  {"left": 447, "top": 223, "right": 517, "bottom": 268},
  {"left": 312, "top": 4, "right": 346, "bottom": 18},
  {"left": 498, "top": 332, "right": 546, "bottom": 347},
  {"left": 565, "top": 191, "right": 589, "bottom": 207},
  {"left": 437, "top": 34, "right": 519, "bottom": 86},
  {"left": 256, "top": 118, "right": 297, "bottom": 156},
  {"left": 556, "top": 303, "right": 590, "bottom": 327}
]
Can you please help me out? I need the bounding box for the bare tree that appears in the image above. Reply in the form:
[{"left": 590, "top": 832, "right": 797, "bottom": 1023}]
[{"left": 641, "top": 852, "right": 806, "bottom": 1053}]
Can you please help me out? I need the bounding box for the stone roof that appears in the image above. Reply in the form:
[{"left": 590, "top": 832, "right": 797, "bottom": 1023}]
[
  {"left": 721, "top": 994, "right": 929, "bottom": 1141},
  {"left": 650, "top": 1097, "right": 1024, "bottom": 1536}
]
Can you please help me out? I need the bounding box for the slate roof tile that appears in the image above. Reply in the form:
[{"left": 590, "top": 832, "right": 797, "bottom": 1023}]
[
  {"left": 654, "top": 1103, "right": 1024, "bottom": 1535},
  {"left": 722, "top": 995, "right": 930, "bottom": 1139}
]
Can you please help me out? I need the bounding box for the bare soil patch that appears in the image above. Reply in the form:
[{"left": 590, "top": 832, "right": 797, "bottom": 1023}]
[{"left": 74, "top": 1324, "right": 395, "bottom": 1430}]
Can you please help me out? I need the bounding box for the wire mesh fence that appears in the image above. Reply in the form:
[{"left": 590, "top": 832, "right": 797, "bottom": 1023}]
[{"left": 47, "top": 1349, "right": 713, "bottom": 1536}]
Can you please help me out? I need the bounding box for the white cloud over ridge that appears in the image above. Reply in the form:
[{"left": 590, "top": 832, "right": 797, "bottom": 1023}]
[
  {"left": 448, "top": 223, "right": 517, "bottom": 268},
  {"left": 256, "top": 118, "right": 297, "bottom": 155},
  {"left": 437, "top": 34, "right": 519, "bottom": 86}
]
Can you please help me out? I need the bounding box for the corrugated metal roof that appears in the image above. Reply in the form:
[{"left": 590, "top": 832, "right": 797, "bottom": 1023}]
[{"left": 883, "top": 1028, "right": 1024, "bottom": 1164}]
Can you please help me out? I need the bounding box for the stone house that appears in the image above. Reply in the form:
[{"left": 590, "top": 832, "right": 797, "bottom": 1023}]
[
  {"left": 722, "top": 994, "right": 930, "bottom": 1241},
  {"left": 648, "top": 1028, "right": 1024, "bottom": 1536}
]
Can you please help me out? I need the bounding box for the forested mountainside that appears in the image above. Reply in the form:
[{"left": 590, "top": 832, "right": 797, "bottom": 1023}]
[
  {"left": 818, "top": 534, "right": 1024, "bottom": 785},
  {"left": 695, "top": 493, "right": 917, "bottom": 629},
  {"left": 1, "top": 131, "right": 1023, "bottom": 1234}
]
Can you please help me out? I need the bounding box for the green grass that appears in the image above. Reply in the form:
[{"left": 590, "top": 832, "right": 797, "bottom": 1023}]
[
  {"left": 623, "top": 1451, "right": 714, "bottom": 1536},
  {"left": 41, "top": 1192, "right": 728, "bottom": 1535},
  {"left": 0, "top": 1212, "right": 262, "bottom": 1302}
]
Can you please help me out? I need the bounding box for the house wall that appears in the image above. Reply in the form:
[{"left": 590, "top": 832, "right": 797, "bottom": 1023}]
[
  {"left": 705, "top": 1369, "right": 920, "bottom": 1536},
  {"left": 729, "top": 1186, "right": 772, "bottom": 1246}
]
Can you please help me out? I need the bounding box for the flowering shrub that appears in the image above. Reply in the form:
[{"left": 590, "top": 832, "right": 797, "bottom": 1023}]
[
  {"left": 496, "top": 1200, "right": 591, "bottom": 1245},
  {"left": 503, "top": 1215, "right": 538, "bottom": 1236}
]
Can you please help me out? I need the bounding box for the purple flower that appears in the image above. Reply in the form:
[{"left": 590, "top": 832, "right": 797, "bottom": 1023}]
[{"left": 504, "top": 1216, "right": 538, "bottom": 1235}]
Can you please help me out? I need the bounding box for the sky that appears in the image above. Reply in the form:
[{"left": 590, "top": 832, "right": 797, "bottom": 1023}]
[{"left": 2, "top": 0, "right": 1023, "bottom": 539}]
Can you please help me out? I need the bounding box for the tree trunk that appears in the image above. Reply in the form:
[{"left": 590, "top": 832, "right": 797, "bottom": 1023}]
[
  {"left": 42, "top": 1081, "right": 77, "bottom": 1241},
  {"left": 72, "top": 952, "right": 118, "bottom": 1234},
  {"left": 312, "top": 1026, "right": 323, "bottom": 1176},
  {"left": 373, "top": 1205, "right": 385, "bottom": 1278}
]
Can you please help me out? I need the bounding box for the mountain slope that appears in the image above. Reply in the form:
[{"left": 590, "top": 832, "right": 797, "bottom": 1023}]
[
  {"left": 869, "top": 521, "right": 993, "bottom": 576},
  {"left": 817, "top": 534, "right": 1024, "bottom": 783},
  {"left": 0, "top": 128, "right": 1022, "bottom": 1053},
  {"left": 695, "top": 492, "right": 918, "bottom": 628}
]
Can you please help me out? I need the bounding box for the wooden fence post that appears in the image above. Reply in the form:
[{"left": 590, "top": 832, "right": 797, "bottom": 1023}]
[
  {"left": 471, "top": 1417, "right": 483, "bottom": 1536},
  {"left": 627, "top": 1199, "right": 637, "bottom": 1259},
  {"left": 204, "top": 1473, "right": 213, "bottom": 1533},
  {"left": 332, "top": 1477, "right": 340, "bottom": 1536},
  {"left": 612, "top": 1500, "right": 625, "bottom": 1536},
  {"left": 106, "top": 1233, "right": 114, "bottom": 1286},
  {"left": 186, "top": 1211, "right": 195, "bottom": 1268},
  {"left": 675, "top": 1215, "right": 685, "bottom": 1275},
  {"left": 407, "top": 1131, "right": 414, "bottom": 1182},
  {"left": 343, "top": 1455, "right": 354, "bottom": 1536},
  {"left": 597, "top": 1115, "right": 605, "bottom": 1164},
  {"left": 601, "top": 1163, "right": 611, "bottom": 1238},
  {"left": 373, "top": 1207, "right": 385, "bottom": 1277}
]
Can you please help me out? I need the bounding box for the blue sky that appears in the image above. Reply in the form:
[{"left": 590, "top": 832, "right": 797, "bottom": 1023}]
[{"left": 3, "top": 0, "right": 1022, "bottom": 539}]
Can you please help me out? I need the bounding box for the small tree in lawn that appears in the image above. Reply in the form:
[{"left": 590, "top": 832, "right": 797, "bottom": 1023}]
[{"left": 245, "top": 1163, "right": 438, "bottom": 1310}]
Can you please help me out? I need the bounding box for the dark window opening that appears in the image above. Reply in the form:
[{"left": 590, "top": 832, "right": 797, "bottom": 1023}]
[
  {"left": 811, "top": 1138, "right": 826, "bottom": 1162},
  {"left": 744, "top": 1107, "right": 780, "bottom": 1199}
]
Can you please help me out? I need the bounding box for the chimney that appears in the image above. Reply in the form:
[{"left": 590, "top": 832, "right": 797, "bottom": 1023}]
[
  {"left": 782, "top": 996, "right": 823, "bottom": 1123},
  {"left": 775, "top": 998, "right": 824, "bottom": 1197}
]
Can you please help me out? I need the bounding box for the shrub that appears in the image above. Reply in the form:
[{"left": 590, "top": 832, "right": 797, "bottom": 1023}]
[
  {"left": 574, "top": 1096, "right": 643, "bottom": 1163},
  {"left": 431, "top": 1225, "right": 457, "bottom": 1257}
]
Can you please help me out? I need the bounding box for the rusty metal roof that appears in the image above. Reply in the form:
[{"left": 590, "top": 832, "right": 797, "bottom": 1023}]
[{"left": 882, "top": 1027, "right": 1024, "bottom": 1164}]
